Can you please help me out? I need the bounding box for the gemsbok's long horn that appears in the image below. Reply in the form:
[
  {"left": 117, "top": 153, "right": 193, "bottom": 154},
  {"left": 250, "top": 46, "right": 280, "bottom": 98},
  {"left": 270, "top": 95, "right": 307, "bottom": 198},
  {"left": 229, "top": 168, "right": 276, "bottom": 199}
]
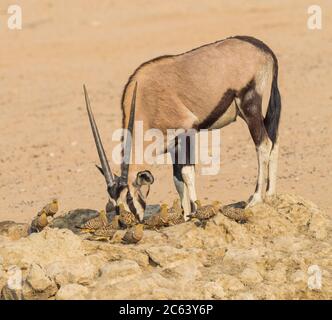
[
  {"left": 121, "top": 82, "right": 138, "bottom": 183},
  {"left": 83, "top": 85, "right": 114, "bottom": 186}
]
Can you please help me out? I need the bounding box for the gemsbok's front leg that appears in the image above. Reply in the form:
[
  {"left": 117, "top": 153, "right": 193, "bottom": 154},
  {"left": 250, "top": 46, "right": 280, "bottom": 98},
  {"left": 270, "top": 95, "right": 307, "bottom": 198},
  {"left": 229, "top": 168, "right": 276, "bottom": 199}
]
[
  {"left": 172, "top": 164, "right": 197, "bottom": 221},
  {"left": 171, "top": 134, "right": 197, "bottom": 220}
]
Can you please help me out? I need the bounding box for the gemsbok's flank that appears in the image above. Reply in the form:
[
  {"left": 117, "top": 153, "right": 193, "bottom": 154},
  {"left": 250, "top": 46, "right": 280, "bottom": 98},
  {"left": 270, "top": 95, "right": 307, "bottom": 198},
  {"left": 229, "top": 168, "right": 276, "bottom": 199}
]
[{"left": 84, "top": 35, "right": 281, "bottom": 221}]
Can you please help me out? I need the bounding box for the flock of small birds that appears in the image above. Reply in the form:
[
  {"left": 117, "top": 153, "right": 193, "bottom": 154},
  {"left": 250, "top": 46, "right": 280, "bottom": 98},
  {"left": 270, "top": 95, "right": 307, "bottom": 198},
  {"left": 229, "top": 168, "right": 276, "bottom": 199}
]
[{"left": 30, "top": 198, "right": 252, "bottom": 245}]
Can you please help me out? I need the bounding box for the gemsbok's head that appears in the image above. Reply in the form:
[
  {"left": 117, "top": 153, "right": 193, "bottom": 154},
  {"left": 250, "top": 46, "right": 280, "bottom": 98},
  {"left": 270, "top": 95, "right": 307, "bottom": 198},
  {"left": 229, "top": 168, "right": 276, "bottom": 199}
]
[{"left": 83, "top": 83, "right": 154, "bottom": 222}]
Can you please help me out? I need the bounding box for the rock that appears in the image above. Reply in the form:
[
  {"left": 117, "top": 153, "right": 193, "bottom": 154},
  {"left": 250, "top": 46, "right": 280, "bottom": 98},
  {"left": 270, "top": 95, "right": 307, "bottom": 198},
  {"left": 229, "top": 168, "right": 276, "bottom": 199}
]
[
  {"left": 50, "top": 209, "right": 102, "bottom": 234},
  {"left": 99, "top": 260, "right": 142, "bottom": 286},
  {"left": 92, "top": 272, "right": 173, "bottom": 300},
  {"left": 240, "top": 268, "right": 263, "bottom": 285},
  {"left": 0, "top": 264, "right": 24, "bottom": 300},
  {"left": 0, "top": 193, "right": 331, "bottom": 300},
  {"left": 56, "top": 284, "right": 89, "bottom": 300},
  {"left": 145, "top": 246, "right": 191, "bottom": 268},
  {"left": 0, "top": 221, "right": 29, "bottom": 240},
  {"left": 88, "top": 243, "right": 150, "bottom": 267},
  {"left": 290, "top": 270, "right": 307, "bottom": 285},
  {"left": 235, "top": 292, "right": 256, "bottom": 300},
  {"left": 221, "top": 247, "right": 262, "bottom": 272},
  {"left": 264, "top": 264, "right": 287, "bottom": 283},
  {"left": 308, "top": 211, "right": 329, "bottom": 240},
  {"left": 161, "top": 258, "right": 202, "bottom": 282},
  {"left": 217, "top": 275, "right": 245, "bottom": 292},
  {"left": 0, "top": 228, "right": 84, "bottom": 269},
  {"left": 45, "top": 259, "right": 98, "bottom": 286},
  {"left": 163, "top": 223, "right": 206, "bottom": 248},
  {"left": 24, "top": 263, "right": 58, "bottom": 299},
  {"left": 1, "top": 284, "right": 23, "bottom": 300},
  {"left": 202, "top": 282, "right": 225, "bottom": 299}
]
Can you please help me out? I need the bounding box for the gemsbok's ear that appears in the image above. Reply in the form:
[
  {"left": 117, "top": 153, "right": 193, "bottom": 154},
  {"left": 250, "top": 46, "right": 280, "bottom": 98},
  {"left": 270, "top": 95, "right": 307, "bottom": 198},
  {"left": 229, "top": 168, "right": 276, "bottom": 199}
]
[{"left": 136, "top": 170, "right": 154, "bottom": 186}]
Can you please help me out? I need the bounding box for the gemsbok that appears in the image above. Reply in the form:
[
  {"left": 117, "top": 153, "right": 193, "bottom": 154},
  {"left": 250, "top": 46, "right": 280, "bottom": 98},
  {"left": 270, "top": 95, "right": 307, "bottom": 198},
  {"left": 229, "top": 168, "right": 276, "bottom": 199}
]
[{"left": 84, "top": 35, "right": 281, "bottom": 221}]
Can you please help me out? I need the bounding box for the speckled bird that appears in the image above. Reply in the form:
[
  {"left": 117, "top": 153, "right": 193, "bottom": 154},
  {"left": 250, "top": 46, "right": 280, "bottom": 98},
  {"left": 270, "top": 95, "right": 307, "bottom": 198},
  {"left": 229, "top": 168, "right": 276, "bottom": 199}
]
[
  {"left": 122, "top": 224, "right": 144, "bottom": 244},
  {"left": 118, "top": 204, "right": 138, "bottom": 228},
  {"left": 41, "top": 199, "right": 59, "bottom": 217},
  {"left": 77, "top": 209, "right": 108, "bottom": 233},
  {"left": 88, "top": 225, "right": 117, "bottom": 241},
  {"left": 144, "top": 204, "right": 169, "bottom": 229},
  {"left": 188, "top": 200, "right": 221, "bottom": 227},
  {"left": 168, "top": 199, "right": 184, "bottom": 226},
  {"left": 31, "top": 209, "right": 49, "bottom": 232},
  {"left": 110, "top": 215, "right": 120, "bottom": 230},
  {"left": 221, "top": 207, "right": 253, "bottom": 224}
]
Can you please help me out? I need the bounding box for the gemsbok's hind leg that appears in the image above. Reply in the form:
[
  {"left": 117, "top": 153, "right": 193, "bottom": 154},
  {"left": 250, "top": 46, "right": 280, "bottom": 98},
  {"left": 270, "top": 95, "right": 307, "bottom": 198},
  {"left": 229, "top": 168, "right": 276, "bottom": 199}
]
[
  {"left": 266, "top": 138, "right": 279, "bottom": 197},
  {"left": 237, "top": 90, "right": 273, "bottom": 208}
]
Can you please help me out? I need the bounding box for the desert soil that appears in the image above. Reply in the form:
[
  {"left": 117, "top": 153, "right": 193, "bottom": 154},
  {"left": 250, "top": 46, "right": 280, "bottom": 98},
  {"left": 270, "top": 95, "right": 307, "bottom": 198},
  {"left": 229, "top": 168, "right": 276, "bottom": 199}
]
[
  {"left": 0, "top": 194, "right": 331, "bottom": 300},
  {"left": 0, "top": 0, "right": 331, "bottom": 223}
]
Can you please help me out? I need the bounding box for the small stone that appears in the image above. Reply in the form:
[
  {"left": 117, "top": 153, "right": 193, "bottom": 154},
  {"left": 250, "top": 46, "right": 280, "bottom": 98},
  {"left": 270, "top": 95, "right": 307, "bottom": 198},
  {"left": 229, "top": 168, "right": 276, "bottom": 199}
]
[
  {"left": 145, "top": 246, "right": 190, "bottom": 268},
  {"left": 99, "top": 260, "right": 142, "bottom": 286},
  {"left": 265, "top": 264, "right": 287, "bottom": 283},
  {"left": 1, "top": 284, "right": 23, "bottom": 300},
  {"left": 235, "top": 292, "right": 256, "bottom": 300},
  {"left": 290, "top": 270, "right": 306, "bottom": 285},
  {"left": 203, "top": 282, "right": 225, "bottom": 299},
  {"left": 0, "top": 221, "right": 29, "bottom": 240},
  {"left": 217, "top": 275, "right": 245, "bottom": 292},
  {"left": 26, "top": 263, "right": 57, "bottom": 293},
  {"left": 45, "top": 259, "right": 98, "bottom": 286},
  {"left": 56, "top": 284, "right": 89, "bottom": 300},
  {"left": 240, "top": 268, "right": 263, "bottom": 285}
]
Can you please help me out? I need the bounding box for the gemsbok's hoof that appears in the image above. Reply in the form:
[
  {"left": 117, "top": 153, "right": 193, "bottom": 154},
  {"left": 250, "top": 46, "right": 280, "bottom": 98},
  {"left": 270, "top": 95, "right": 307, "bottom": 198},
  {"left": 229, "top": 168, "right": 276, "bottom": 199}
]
[{"left": 246, "top": 195, "right": 263, "bottom": 208}]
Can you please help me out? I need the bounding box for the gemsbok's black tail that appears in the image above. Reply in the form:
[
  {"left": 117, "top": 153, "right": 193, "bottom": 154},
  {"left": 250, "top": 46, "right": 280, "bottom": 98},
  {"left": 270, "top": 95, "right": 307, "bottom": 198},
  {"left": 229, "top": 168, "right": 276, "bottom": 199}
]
[{"left": 264, "top": 61, "right": 281, "bottom": 146}]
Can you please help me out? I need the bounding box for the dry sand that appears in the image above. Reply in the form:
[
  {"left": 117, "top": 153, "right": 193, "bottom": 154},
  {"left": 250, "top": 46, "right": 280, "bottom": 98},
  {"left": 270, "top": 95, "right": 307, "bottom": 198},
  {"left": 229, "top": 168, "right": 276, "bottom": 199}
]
[{"left": 0, "top": 0, "right": 331, "bottom": 222}]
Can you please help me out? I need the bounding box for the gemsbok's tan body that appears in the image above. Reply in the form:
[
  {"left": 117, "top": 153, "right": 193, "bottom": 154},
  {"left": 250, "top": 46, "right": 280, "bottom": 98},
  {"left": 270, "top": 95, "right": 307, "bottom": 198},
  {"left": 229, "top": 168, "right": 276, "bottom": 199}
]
[{"left": 84, "top": 36, "right": 281, "bottom": 221}]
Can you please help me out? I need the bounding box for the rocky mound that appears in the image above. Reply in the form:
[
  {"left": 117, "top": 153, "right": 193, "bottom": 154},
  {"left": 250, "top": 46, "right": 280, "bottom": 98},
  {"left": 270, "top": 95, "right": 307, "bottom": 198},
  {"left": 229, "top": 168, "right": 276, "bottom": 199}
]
[{"left": 0, "top": 194, "right": 331, "bottom": 300}]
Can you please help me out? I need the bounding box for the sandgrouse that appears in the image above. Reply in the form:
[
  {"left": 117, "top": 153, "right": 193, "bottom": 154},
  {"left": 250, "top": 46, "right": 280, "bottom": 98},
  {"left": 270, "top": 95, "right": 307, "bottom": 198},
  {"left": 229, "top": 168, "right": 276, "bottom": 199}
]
[
  {"left": 144, "top": 204, "right": 169, "bottom": 229},
  {"left": 40, "top": 199, "right": 59, "bottom": 217},
  {"left": 118, "top": 204, "right": 138, "bottom": 228},
  {"left": 122, "top": 224, "right": 144, "bottom": 244},
  {"left": 188, "top": 200, "right": 221, "bottom": 228},
  {"left": 31, "top": 209, "right": 49, "bottom": 232},
  {"left": 110, "top": 215, "right": 120, "bottom": 230},
  {"left": 221, "top": 206, "right": 253, "bottom": 224},
  {"left": 168, "top": 199, "right": 184, "bottom": 226},
  {"left": 89, "top": 225, "right": 117, "bottom": 241},
  {"left": 77, "top": 209, "right": 108, "bottom": 233}
]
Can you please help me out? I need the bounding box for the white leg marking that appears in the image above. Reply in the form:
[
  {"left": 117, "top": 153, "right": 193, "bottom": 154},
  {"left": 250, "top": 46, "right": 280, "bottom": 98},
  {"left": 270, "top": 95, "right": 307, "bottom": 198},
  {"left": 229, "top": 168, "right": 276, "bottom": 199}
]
[
  {"left": 173, "top": 175, "right": 191, "bottom": 221},
  {"left": 247, "top": 138, "right": 272, "bottom": 208},
  {"left": 266, "top": 141, "right": 279, "bottom": 197},
  {"left": 182, "top": 165, "right": 197, "bottom": 209}
]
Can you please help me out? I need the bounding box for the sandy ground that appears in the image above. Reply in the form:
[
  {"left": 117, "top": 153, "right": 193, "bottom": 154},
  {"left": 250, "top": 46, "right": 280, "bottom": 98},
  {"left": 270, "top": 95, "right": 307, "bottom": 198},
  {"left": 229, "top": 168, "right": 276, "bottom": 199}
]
[{"left": 0, "top": 0, "right": 331, "bottom": 222}]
